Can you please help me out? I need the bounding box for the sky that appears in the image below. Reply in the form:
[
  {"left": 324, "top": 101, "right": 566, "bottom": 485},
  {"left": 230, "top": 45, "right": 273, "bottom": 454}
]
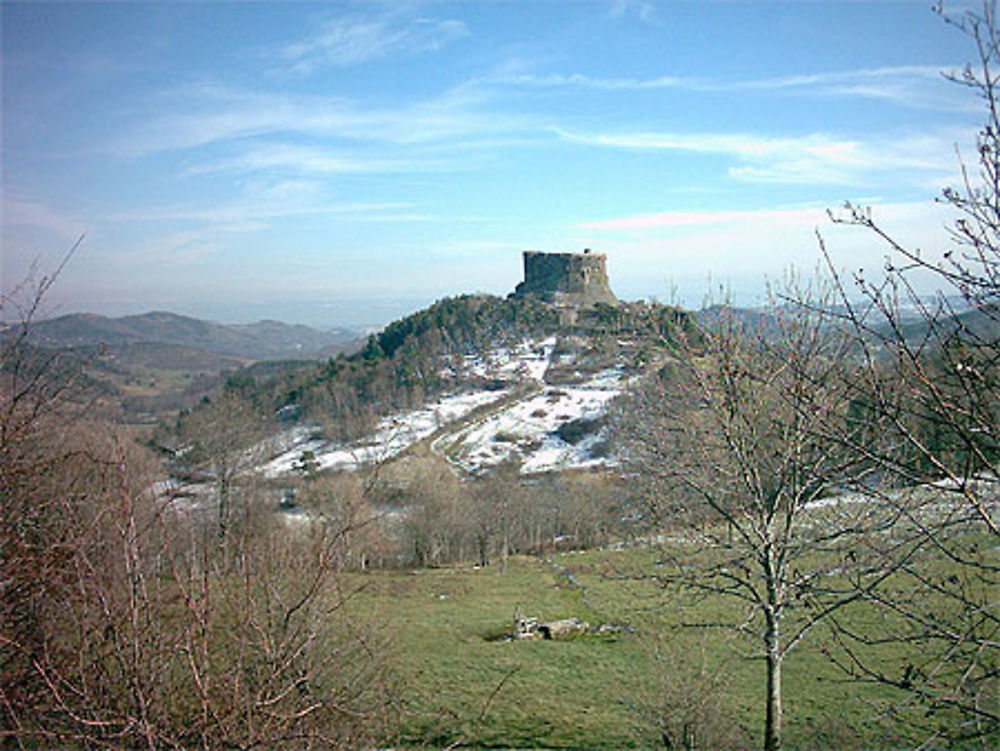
[{"left": 0, "top": 0, "right": 988, "bottom": 329}]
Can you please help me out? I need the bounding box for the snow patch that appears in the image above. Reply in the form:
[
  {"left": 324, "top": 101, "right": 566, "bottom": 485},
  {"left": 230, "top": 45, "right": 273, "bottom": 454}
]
[
  {"left": 259, "top": 337, "right": 624, "bottom": 478},
  {"left": 438, "top": 367, "right": 624, "bottom": 475},
  {"left": 460, "top": 337, "right": 556, "bottom": 382},
  {"left": 263, "top": 389, "right": 507, "bottom": 477}
]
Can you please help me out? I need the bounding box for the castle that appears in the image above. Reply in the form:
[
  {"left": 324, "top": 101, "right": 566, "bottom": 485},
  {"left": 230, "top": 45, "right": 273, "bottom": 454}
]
[{"left": 512, "top": 249, "right": 618, "bottom": 307}]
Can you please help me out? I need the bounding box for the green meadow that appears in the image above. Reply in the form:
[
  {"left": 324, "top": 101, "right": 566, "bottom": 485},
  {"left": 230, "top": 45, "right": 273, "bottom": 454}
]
[{"left": 347, "top": 546, "right": 938, "bottom": 749}]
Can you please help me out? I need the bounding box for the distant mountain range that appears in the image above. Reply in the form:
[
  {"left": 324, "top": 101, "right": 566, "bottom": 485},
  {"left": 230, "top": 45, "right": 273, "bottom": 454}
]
[
  {"left": 696, "top": 298, "right": 1000, "bottom": 347},
  {"left": 21, "top": 311, "right": 363, "bottom": 361}
]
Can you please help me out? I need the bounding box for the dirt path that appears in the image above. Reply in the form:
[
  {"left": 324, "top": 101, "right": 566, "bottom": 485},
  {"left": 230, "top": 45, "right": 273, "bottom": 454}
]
[{"left": 418, "top": 382, "right": 543, "bottom": 474}]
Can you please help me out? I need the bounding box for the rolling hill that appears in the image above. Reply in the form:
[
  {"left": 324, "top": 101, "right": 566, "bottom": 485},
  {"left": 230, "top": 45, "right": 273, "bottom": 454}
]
[{"left": 22, "top": 310, "right": 361, "bottom": 360}]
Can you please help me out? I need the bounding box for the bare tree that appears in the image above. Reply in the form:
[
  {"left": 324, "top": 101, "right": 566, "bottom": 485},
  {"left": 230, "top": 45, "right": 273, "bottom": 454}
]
[
  {"left": 295, "top": 472, "right": 386, "bottom": 570},
  {"left": 474, "top": 462, "right": 528, "bottom": 573},
  {"left": 2, "top": 427, "right": 397, "bottom": 749},
  {"left": 2, "top": 257, "right": 398, "bottom": 748},
  {"left": 400, "top": 459, "right": 474, "bottom": 568},
  {"left": 822, "top": 0, "right": 1000, "bottom": 527},
  {"left": 625, "top": 632, "right": 751, "bottom": 751},
  {"left": 802, "top": 2, "right": 1000, "bottom": 742},
  {"left": 615, "top": 292, "right": 882, "bottom": 751},
  {"left": 162, "top": 506, "right": 398, "bottom": 748},
  {"left": 178, "top": 387, "right": 273, "bottom": 538}
]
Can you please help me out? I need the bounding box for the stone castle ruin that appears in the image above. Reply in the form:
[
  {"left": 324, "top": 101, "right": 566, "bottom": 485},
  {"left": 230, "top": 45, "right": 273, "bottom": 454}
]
[{"left": 512, "top": 249, "right": 618, "bottom": 307}]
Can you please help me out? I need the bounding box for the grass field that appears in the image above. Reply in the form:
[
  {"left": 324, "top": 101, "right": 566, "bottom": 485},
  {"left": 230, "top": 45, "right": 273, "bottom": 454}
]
[{"left": 345, "top": 546, "right": 933, "bottom": 749}]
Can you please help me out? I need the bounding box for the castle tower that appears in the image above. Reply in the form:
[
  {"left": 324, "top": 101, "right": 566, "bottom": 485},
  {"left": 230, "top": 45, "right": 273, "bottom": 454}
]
[{"left": 513, "top": 249, "right": 618, "bottom": 307}]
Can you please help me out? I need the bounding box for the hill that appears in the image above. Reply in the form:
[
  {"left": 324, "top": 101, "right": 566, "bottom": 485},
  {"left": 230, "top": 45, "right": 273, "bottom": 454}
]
[
  {"left": 166, "top": 293, "right": 694, "bottom": 482},
  {"left": 23, "top": 310, "right": 361, "bottom": 360},
  {"left": 3, "top": 311, "right": 362, "bottom": 428},
  {"left": 893, "top": 301, "right": 1000, "bottom": 345}
]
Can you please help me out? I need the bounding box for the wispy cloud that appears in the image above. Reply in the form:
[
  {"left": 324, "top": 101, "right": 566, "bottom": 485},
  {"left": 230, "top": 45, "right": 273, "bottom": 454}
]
[
  {"left": 577, "top": 205, "right": 828, "bottom": 232},
  {"left": 115, "top": 83, "right": 535, "bottom": 156},
  {"left": 105, "top": 185, "right": 429, "bottom": 269},
  {"left": 185, "top": 142, "right": 452, "bottom": 176},
  {"left": 574, "top": 200, "right": 959, "bottom": 304},
  {"left": 607, "top": 0, "right": 656, "bottom": 23},
  {"left": 106, "top": 174, "right": 423, "bottom": 229},
  {"left": 275, "top": 13, "right": 468, "bottom": 74},
  {"left": 491, "top": 65, "right": 970, "bottom": 110},
  {"left": 491, "top": 71, "right": 693, "bottom": 91},
  {"left": 1, "top": 196, "right": 89, "bottom": 239},
  {"left": 740, "top": 65, "right": 969, "bottom": 110},
  {"left": 554, "top": 127, "right": 969, "bottom": 186},
  {"left": 110, "top": 198, "right": 418, "bottom": 226}
]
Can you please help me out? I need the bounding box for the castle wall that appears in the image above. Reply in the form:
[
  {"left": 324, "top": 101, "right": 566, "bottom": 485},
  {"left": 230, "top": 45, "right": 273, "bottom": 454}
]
[{"left": 513, "top": 250, "right": 618, "bottom": 306}]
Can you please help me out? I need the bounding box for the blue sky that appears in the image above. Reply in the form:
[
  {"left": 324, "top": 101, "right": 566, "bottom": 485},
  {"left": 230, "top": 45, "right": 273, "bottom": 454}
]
[{"left": 1, "top": 0, "right": 986, "bottom": 328}]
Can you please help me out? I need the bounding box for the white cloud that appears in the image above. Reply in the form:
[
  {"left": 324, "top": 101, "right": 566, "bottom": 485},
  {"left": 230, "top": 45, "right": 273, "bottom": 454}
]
[
  {"left": 736, "top": 65, "right": 966, "bottom": 109},
  {"left": 115, "top": 83, "right": 537, "bottom": 156},
  {"left": 109, "top": 198, "right": 417, "bottom": 226},
  {"left": 276, "top": 14, "right": 468, "bottom": 74},
  {"left": 571, "top": 200, "right": 960, "bottom": 304},
  {"left": 1, "top": 196, "right": 89, "bottom": 240},
  {"left": 555, "top": 127, "right": 972, "bottom": 187},
  {"left": 607, "top": 0, "right": 656, "bottom": 22},
  {"left": 491, "top": 65, "right": 971, "bottom": 111},
  {"left": 185, "top": 142, "right": 449, "bottom": 176},
  {"left": 102, "top": 172, "right": 425, "bottom": 238},
  {"left": 491, "top": 71, "right": 693, "bottom": 91},
  {"left": 109, "top": 65, "right": 972, "bottom": 195},
  {"left": 578, "top": 205, "right": 830, "bottom": 232}
]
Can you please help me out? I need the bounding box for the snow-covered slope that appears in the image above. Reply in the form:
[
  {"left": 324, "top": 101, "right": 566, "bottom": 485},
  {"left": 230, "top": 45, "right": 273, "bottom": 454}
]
[
  {"left": 434, "top": 368, "right": 622, "bottom": 474},
  {"left": 264, "top": 389, "right": 508, "bottom": 476},
  {"left": 263, "top": 336, "right": 627, "bottom": 478}
]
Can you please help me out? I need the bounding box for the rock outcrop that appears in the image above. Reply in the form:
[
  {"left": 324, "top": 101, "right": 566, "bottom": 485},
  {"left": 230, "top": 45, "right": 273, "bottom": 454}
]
[{"left": 512, "top": 608, "right": 590, "bottom": 640}]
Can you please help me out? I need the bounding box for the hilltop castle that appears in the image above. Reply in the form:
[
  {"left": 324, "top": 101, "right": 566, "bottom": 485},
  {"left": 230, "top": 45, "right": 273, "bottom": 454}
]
[{"left": 512, "top": 249, "right": 618, "bottom": 307}]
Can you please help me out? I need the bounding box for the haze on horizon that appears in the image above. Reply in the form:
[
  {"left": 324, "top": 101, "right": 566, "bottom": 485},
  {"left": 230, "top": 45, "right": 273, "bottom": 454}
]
[{"left": 1, "top": 0, "right": 985, "bottom": 329}]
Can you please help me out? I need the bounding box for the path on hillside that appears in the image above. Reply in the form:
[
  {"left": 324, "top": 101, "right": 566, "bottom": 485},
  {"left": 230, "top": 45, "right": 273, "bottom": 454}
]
[
  {"left": 424, "top": 382, "right": 544, "bottom": 474},
  {"left": 404, "top": 338, "right": 558, "bottom": 474}
]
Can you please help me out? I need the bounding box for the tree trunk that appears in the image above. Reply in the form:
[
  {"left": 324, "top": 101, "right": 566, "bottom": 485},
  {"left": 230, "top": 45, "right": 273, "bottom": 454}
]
[
  {"left": 500, "top": 516, "right": 509, "bottom": 574},
  {"left": 218, "top": 474, "right": 231, "bottom": 539},
  {"left": 477, "top": 532, "right": 489, "bottom": 566},
  {"left": 764, "top": 609, "right": 782, "bottom": 751}
]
